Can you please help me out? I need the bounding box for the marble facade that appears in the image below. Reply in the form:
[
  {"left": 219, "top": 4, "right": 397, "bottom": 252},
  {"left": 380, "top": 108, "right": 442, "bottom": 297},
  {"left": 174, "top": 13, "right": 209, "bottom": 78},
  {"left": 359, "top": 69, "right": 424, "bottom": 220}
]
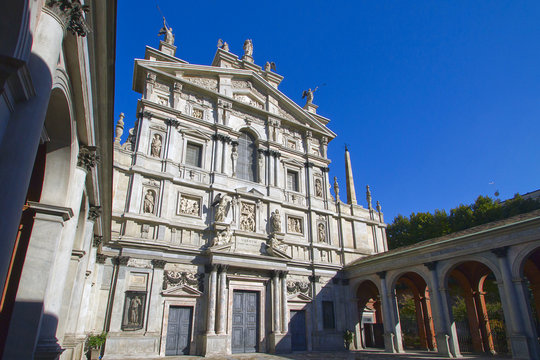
[{"left": 102, "top": 38, "right": 387, "bottom": 357}]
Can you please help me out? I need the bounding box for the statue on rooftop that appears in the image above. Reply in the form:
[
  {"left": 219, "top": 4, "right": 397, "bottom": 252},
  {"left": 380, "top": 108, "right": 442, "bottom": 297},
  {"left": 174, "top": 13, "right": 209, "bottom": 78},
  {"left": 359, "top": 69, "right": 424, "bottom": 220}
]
[
  {"left": 217, "top": 39, "right": 230, "bottom": 51},
  {"left": 265, "top": 61, "right": 276, "bottom": 72},
  {"left": 158, "top": 17, "right": 174, "bottom": 45},
  {"left": 302, "top": 87, "right": 318, "bottom": 105},
  {"left": 243, "top": 39, "right": 253, "bottom": 57}
]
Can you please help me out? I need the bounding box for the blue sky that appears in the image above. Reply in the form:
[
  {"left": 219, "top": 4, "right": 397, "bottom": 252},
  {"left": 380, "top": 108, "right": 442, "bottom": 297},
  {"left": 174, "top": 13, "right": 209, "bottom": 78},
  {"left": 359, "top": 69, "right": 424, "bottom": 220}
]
[{"left": 114, "top": 0, "right": 540, "bottom": 222}]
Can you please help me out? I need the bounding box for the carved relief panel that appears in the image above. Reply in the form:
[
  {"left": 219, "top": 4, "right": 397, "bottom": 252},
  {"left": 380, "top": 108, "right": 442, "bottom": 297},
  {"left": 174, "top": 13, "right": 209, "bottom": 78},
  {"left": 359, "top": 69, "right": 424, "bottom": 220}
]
[
  {"left": 287, "top": 215, "right": 303, "bottom": 234},
  {"left": 177, "top": 193, "right": 201, "bottom": 217},
  {"left": 239, "top": 202, "right": 256, "bottom": 232}
]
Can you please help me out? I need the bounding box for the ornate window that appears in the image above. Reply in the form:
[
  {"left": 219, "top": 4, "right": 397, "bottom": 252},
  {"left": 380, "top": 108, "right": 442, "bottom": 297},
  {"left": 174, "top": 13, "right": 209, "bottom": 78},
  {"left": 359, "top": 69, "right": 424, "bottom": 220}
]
[
  {"left": 185, "top": 142, "right": 202, "bottom": 167},
  {"left": 287, "top": 170, "right": 299, "bottom": 192},
  {"left": 237, "top": 131, "right": 257, "bottom": 182}
]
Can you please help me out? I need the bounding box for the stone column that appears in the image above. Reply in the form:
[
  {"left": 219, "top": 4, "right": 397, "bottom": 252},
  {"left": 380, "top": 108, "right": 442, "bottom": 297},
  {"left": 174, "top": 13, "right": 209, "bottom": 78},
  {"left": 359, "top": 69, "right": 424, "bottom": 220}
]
[
  {"left": 424, "top": 262, "right": 460, "bottom": 357},
  {"left": 272, "top": 271, "right": 281, "bottom": 334},
  {"left": 377, "top": 271, "right": 397, "bottom": 353},
  {"left": 146, "top": 260, "right": 166, "bottom": 333},
  {"left": 75, "top": 232, "right": 98, "bottom": 335},
  {"left": 206, "top": 265, "right": 218, "bottom": 334},
  {"left": 0, "top": 2, "right": 69, "bottom": 301},
  {"left": 280, "top": 271, "right": 288, "bottom": 334},
  {"left": 216, "top": 265, "right": 228, "bottom": 335},
  {"left": 36, "top": 165, "right": 88, "bottom": 356},
  {"left": 492, "top": 247, "right": 537, "bottom": 359},
  {"left": 3, "top": 203, "right": 72, "bottom": 360}
]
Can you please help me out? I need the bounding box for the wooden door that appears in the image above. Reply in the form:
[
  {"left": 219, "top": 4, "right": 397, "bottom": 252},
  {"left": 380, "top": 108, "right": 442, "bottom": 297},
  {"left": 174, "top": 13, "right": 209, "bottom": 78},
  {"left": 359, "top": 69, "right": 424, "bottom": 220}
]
[
  {"left": 165, "top": 306, "right": 192, "bottom": 355},
  {"left": 232, "top": 291, "right": 259, "bottom": 353}
]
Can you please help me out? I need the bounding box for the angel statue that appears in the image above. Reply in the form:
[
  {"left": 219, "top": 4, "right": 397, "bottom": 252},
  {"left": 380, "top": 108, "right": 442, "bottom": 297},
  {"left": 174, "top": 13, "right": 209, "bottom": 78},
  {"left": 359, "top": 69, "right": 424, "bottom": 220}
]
[
  {"left": 212, "top": 193, "right": 232, "bottom": 222},
  {"left": 158, "top": 17, "right": 174, "bottom": 45},
  {"left": 265, "top": 61, "right": 276, "bottom": 72},
  {"left": 217, "top": 39, "right": 229, "bottom": 51},
  {"left": 302, "top": 86, "right": 319, "bottom": 105}
]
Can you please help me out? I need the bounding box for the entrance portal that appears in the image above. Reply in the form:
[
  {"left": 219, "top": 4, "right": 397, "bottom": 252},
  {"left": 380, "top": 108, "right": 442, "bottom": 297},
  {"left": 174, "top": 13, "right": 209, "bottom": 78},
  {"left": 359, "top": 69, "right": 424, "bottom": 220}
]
[
  {"left": 165, "top": 306, "right": 192, "bottom": 355},
  {"left": 232, "top": 290, "right": 259, "bottom": 353},
  {"left": 290, "top": 310, "right": 307, "bottom": 351}
]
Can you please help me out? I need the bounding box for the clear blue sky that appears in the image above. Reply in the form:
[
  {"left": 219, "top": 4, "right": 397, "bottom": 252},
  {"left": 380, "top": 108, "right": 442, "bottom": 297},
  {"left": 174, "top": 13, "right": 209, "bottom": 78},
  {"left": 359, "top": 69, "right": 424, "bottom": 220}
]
[{"left": 114, "top": 0, "right": 540, "bottom": 222}]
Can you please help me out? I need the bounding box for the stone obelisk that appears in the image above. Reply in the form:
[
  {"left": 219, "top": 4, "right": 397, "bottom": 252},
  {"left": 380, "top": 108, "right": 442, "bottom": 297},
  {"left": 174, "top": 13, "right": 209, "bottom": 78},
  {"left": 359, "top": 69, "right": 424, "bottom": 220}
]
[{"left": 345, "top": 146, "right": 357, "bottom": 205}]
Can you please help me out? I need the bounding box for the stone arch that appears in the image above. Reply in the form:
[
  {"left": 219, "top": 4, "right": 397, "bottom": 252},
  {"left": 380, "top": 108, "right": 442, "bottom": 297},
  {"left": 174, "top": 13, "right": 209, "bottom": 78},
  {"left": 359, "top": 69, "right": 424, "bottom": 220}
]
[
  {"left": 391, "top": 270, "right": 437, "bottom": 351},
  {"left": 511, "top": 242, "right": 540, "bottom": 279},
  {"left": 39, "top": 73, "right": 77, "bottom": 206},
  {"left": 442, "top": 256, "right": 508, "bottom": 355},
  {"left": 356, "top": 279, "right": 384, "bottom": 349},
  {"left": 387, "top": 266, "right": 432, "bottom": 293}
]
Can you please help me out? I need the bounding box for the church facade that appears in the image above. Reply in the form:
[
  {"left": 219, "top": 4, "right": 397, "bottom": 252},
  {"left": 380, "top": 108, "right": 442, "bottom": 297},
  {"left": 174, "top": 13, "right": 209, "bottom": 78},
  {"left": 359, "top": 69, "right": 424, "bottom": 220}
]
[{"left": 100, "top": 35, "right": 387, "bottom": 358}]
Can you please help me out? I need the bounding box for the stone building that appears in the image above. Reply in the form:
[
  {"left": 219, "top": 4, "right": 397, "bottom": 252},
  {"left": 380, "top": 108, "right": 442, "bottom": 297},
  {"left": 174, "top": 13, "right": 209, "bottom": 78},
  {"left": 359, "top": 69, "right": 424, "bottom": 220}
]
[
  {"left": 0, "top": 0, "right": 116, "bottom": 359},
  {"left": 101, "top": 34, "right": 387, "bottom": 357}
]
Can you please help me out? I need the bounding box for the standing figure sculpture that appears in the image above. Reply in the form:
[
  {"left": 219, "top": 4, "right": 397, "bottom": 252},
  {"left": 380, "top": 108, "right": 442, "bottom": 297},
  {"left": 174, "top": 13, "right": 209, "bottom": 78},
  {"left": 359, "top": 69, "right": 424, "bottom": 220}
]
[
  {"left": 271, "top": 209, "right": 282, "bottom": 233},
  {"left": 302, "top": 86, "right": 319, "bottom": 105},
  {"left": 212, "top": 193, "right": 232, "bottom": 222},
  {"left": 231, "top": 144, "right": 238, "bottom": 176},
  {"left": 333, "top": 176, "right": 340, "bottom": 201},
  {"left": 129, "top": 296, "right": 142, "bottom": 324},
  {"left": 243, "top": 39, "right": 253, "bottom": 59},
  {"left": 318, "top": 223, "right": 326, "bottom": 243},
  {"left": 151, "top": 134, "right": 162, "bottom": 157},
  {"left": 315, "top": 178, "right": 323, "bottom": 197},
  {"left": 143, "top": 190, "right": 155, "bottom": 214},
  {"left": 158, "top": 17, "right": 174, "bottom": 45}
]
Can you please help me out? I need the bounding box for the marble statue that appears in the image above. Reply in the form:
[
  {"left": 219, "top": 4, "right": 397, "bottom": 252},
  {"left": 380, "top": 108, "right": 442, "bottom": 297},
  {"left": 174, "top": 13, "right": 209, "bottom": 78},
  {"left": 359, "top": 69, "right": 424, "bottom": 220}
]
[
  {"left": 271, "top": 209, "right": 281, "bottom": 233},
  {"left": 333, "top": 176, "right": 340, "bottom": 201},
  {"left": 315, "top": 178, "right": 323, "bottom": 197},
  {"left": 243, "top": 39, "right": 253, "bottom": 57},
  {"left": 231, "top": 144, "right": 238, "bottom": 176},
  {"left": 302, "top": 86, "right": 318, "bottom": 104},
  {"left": 366, "top": 185, "right": 372, "bottom": 209},
  {"left": 265, "top": 61, "right": 276, "bottom": 72},
  {"left": 212, "top": 225, "right": 232, "bottom": 247},
  {"left": 158, "top": 17, "right": 174, "bottom": 45},
  {"left": 129, "top": 296, "right": 142, "bottom": 324},
  {"left": 318, "top": 223, "right": 326, "bottom": 243},
  {"left": 217, "top": 39, "right": 229, "bottom": 51},
  {"left": 213, "top": 193, "right": 232, "bottom": 222},
  {"left": 151, "top": 134, "right": 162, "bottom": 157},
  {"left": 143, "top": 190, "right": 155, "bottom": 213}
]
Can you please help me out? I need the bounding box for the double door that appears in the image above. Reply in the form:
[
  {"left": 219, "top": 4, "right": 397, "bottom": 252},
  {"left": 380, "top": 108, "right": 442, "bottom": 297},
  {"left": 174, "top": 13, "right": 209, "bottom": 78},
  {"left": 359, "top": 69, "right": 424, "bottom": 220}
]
[
  {"left": 232, "top": 291, "right": 259, "bottom": 353},
  {"left": 165, "top": 306, "right": 192, "bottom": 355}
]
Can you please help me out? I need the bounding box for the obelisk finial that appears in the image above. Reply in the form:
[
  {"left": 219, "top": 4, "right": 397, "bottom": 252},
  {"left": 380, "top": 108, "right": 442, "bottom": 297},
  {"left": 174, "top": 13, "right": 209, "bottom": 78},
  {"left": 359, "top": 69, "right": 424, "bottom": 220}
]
[{"left": 345, "top": 147, "right": 357, "bottom": 205}]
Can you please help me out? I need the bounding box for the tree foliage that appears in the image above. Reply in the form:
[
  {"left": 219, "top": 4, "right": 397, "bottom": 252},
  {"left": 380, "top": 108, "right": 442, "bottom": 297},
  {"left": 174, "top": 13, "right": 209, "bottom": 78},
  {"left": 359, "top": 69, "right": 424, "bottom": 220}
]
[{"left": 387, "top": 194, "right": 540, "bottom": 250}]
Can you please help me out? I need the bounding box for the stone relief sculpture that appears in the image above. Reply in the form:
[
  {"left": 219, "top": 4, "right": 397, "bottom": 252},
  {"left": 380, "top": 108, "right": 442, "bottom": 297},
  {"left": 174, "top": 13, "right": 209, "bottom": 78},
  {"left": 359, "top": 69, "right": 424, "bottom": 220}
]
[
  {"left": 315, "top": 178, "right": 323, "bottom": 197},
  {"left": 271, "top": 210, "right": 282, "bottom": 233},
  {"left": 240, "top": 203, "right": 255, "bottom": 232},
  {"left": 318, "top": 223, "right": 326, "bottom": 243},
  {"left": 179, "top": 196, "right": 200, "bottom": 216},
  {"left": 143, "top": 190, "right": 155, "bottom": 214},
  {"left": 212, "top": 193, "right": 232, "bottom": 222},
  {"left": 286, "top": 280, "right": 311, "bottom": 295},
  {"left": 122, "top": 292, "right": 146, "bottom": 330},
  {"left": 267, "top": 235, "right": 288, "bottom": 253},
  {"left": 243, "top": 39, "right": 253, "bottom": 57},
  {"left": 288, "top": 217, "right": 302, "bottom": 234},
  {"left": 150, "top": 134, "right": 162, "bottom": 157},
  {"left": 158, "top": 17, "right": 174, "bottom": 45},
  {"left": 231, "top": 143, "right": 238, "bottom": 176},
  {"left": 212, "top": 225, "right": 232, "bottom": 247},
  {"left": 163, "top": 270, "right": 204, "bottom": 291}
]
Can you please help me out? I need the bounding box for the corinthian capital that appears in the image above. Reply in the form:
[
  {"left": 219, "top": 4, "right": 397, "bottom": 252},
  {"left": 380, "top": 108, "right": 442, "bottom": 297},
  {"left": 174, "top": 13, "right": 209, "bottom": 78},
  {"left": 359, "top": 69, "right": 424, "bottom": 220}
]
[
  {"left": 77, "top": 145, "right": 100, "bottom": 171},
  {"left": 46, "top": 0, "right": 90, "bottom": 37}
]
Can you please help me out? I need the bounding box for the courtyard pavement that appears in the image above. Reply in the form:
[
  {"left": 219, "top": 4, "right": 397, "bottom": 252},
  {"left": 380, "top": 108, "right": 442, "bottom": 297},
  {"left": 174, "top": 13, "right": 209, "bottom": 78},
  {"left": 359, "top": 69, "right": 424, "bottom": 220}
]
[{"left": 149, "top": 349, "right": 511, "bottom": 360}]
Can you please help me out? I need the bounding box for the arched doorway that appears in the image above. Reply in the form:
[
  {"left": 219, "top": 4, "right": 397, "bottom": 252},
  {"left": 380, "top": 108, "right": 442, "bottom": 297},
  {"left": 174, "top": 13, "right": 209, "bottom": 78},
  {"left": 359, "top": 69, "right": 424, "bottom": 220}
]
[
  {"left": 394, "top": 272, "right": 436, "bottom": 351},
  {"left": 447, "top": 261, "right": 508, "bottom": 355},
  {"left": 357, "top": 280, "right": 384, "bottom": 349}
]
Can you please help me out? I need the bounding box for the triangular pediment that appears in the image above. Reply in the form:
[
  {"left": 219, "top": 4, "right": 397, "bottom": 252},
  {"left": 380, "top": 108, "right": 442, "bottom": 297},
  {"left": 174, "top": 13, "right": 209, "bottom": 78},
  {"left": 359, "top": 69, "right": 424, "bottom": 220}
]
[
  {"left": 179, "top": 128, "right": 212, "bottom": 140},
  {"left": 161, "top": 284, "right": 202, "bottom": 297},
  {"left": 134, "top": 60, "right": 336, "bottom": 139},
  {"left": 282, "top": 158, "right": 305, "bottom": 168}
]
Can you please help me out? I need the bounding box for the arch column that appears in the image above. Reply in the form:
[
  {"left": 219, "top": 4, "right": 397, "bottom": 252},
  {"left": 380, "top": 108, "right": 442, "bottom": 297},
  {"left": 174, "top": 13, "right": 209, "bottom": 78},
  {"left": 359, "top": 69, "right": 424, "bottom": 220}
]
[
  {"left": 492, "top": 247, "right": 538, "bottom": 359},
  {"left": 377, "top": 271, "right": 402, "bottom": 353},
  {"left": 424, "top": 262, "right": 460, "bottom": 357}
]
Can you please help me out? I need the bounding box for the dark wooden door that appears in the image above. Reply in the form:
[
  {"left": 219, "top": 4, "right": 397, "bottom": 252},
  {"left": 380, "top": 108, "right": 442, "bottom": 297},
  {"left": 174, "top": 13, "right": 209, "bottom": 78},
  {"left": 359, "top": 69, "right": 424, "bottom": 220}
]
[
  {"left": 290, "top": 310, "right": 307, "bottom": 351},
  {"left": 165, "top": 306, "right": 192, "bottom": 355},
  {"left": 232, "top": 291, "right": 259, "bottom": 353}
]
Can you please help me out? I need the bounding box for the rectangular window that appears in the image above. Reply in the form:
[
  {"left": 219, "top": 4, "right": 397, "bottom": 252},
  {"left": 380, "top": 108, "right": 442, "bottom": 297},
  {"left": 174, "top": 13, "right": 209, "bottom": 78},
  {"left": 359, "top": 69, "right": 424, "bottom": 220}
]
[
  {"left": 287, "top": 170, "right": 299, "bottom": 192},
  {"left": 185, "top": 142, "right": 202, "bottom": 167},
  {"left": 322, "top": 301, "right": 335, "bottom": 329}
]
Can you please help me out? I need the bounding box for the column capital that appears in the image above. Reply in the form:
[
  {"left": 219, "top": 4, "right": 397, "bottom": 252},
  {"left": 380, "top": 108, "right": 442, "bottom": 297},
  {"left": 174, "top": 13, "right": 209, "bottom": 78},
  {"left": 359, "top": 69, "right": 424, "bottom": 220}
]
[
  {"left": 164, "top": 118, "right": 180, "bottom": 128},
  {"left": 309, "top": 275, "right": 320, "bottom": 283},
  {"left": 278, "top": 270, "right": 288, "bottom": 278},
  {"left": 77, "top": 145, "right": 100, "bottom": 172},
  {"left": 424, "top": 261, "right": 438, "bottom": 271},
  {"left": 45, "top": 0, "right": 90, "bottom": 37},
  {"left": 113, "top": 256, "right": 130, "bottom": 266},
  {"left": 218, "top": 264, "right": 229, "bottom": 273},
  {"left": 151, "top": 259, "right": 166, "bottom": 269},
  {"left": 92, "top": 235, "right": 102, "bottom": 247},
  {"left": 377, "top": 271, "right": 387, "bottom": 279},
  {"left": 491, "top": 246, "right": 509, "bottom": 258},
  {"left": 205, "top": 264, "right": 219, "bottom": 273},
  {"left": 88, "top": 205, "right": 101, "bottom": 221},
  {"left": 96, "top": 253, "right": 107, "bottom": 264}
]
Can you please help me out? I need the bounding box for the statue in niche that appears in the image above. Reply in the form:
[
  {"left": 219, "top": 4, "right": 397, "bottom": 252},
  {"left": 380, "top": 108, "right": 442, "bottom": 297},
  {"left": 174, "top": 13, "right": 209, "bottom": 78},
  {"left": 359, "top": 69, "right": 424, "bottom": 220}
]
[
  {"left": 212, "top": 225, "right": 232, "bottom": 247},
  {"left": 333, "top": 176, "right": 340, "bottom": 201},
  {"left": 302, "top": 86, "right": 319, "bottom": 105},
  {"left": 212, "top": 193, "right": 232, "bottom": 222},
  {"left": 231, "top": 144, "right": 238, "bottom": 176},
  {"left": 151, "top": 134, "right": 162, "bottom": 157},
  {"left": 243, "top": 39, "right": 253, "bottom": 57},
  {"left": 318, "top": 223, "right": 326, "bottom": 243},
  {"left": 143, "top": 190, "right": 155, "bottom": 214},
  {"left": 129, "top": 295, "right": 142, "bottom": 324},
  {"left": 258, "top": 152, "right": 264, "bottom": 183},
  {"left": 158, "top": 17, "right": 174, "bottom": 45},
  {"left": 315, "top": 178, "right": 323, "bottom": 197},
  {"left": 271, "top": 209, "right": 282, "bottom": 233}
]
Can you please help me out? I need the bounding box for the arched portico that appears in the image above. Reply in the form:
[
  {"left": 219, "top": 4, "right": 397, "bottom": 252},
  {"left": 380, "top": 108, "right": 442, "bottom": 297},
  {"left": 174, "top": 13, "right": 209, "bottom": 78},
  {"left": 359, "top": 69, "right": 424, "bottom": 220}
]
[{"left": 356, "top": 280, "right": 384, "bottom": 349}]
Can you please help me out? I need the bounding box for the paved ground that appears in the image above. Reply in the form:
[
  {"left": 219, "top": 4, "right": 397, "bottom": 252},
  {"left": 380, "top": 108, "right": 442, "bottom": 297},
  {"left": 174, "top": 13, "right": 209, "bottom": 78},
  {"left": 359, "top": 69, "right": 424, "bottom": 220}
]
[{"left": 153, "top": 349, "right": 511, "bottom": 360}]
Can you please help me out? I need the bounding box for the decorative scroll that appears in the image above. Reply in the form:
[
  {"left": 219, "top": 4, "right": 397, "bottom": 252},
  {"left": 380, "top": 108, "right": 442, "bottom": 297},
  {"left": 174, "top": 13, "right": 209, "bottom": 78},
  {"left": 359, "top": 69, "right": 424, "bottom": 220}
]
[{"left": 163, "top": 270, "right": 204, "bottom": 292}]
